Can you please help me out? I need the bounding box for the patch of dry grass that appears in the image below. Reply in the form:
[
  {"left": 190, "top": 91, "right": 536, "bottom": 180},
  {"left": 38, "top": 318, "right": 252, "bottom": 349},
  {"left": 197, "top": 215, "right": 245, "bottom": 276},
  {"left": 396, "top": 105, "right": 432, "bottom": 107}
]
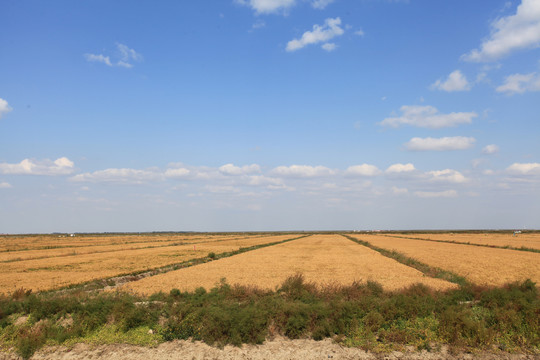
[
  {"left": 122, "top": 235, "right": 456, "bottom": 295},
  {"left": 352, "top": 234, "right": 540, "bottom": 286}
]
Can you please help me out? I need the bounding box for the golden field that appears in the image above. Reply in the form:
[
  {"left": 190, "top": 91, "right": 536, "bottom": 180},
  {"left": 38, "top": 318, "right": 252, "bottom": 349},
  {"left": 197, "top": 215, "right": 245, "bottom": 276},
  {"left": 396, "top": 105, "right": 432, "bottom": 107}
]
[
  {"left": 352, "top": 234, "right": 540, "bottom": 286},
  {"left": 0, "top": 234, "right": 295, "bottom": 294},
  {"left": 121, "top": 234, "right": 456, "bottom": 295},
  {"left": 393, "top": 232, "right": 540, "bottom": 250}
]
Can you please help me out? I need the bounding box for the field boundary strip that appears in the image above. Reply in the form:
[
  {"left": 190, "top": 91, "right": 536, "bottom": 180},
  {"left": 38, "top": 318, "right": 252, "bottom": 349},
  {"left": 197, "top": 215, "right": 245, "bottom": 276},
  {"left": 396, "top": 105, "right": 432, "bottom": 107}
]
[
  {"left": 45, "top": 234, "right": 312, "bottom": 296},
  {"left": 342, "top": 234, "right": 469, "bottom": 286},
  {"left": 378, "top": 234, "right": 540, "bottom": 254}
]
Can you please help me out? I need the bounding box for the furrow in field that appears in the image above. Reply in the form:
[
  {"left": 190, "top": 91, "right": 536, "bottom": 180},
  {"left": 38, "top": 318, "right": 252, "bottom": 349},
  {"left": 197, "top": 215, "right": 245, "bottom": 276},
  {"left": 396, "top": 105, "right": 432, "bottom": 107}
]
[
  {"left": 350, "top": 234, "right": 540, "bottom": 286},
  {"left": 121, "top": 234, "right": 456, "bottom": 295},
  {"left": 0, "top": 234, "right": 297, "bottom": 294}
]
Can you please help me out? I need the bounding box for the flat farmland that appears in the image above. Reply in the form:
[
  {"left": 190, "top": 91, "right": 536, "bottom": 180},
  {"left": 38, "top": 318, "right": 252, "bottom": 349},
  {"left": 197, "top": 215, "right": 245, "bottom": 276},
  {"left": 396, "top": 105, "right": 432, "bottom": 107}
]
[
  {"left": 351, "top": 234, "right": 540, "bottom": 286},
  {"left": 0, "top": 234, "right": 296, "bottom": 294},
  {"left": 122, "top": 234, "right": 456, "bottom": 295},
  {"left": 395, "top": 232, "right": 540, "bottom": 250}
]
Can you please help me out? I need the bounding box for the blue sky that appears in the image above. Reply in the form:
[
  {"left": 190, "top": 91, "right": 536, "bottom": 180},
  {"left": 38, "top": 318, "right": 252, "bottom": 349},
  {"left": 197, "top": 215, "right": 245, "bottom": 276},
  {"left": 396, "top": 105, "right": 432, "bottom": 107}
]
[{"left": 1, "top": 0, "right": 540, "bottom": 233}]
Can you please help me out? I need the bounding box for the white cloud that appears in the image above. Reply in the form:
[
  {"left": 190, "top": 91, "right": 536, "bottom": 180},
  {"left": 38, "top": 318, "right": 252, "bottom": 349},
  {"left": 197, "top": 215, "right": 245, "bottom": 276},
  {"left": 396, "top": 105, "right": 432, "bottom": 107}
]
[
  {"left": 414, "top": 190, "right": 457, "bottom": 198},
  {"left": 496, "top": 72, "right": 540, "bottom": 94},
  {"left": 286, "top": 17, "right": 344, "bottom": 52},
  {"left": 405, "top": 136, "right": 476, "bottom": 151},
  {"left": 386, "top": 163, "right": 415, "bottom": 174},
  {"left": 391, "top": 186, "right": 408, "bottom": 195},
  {"left": 0, "top": 157, "right": 74, "bottom": 175},
  {"left": 380, "top": 105, "right": 477, "bottom": 129},
  {"left": 84, "top": 43, "right": 142, "bottom": 68},
  {"left": 482, "top": 144, "right": 500, "bottom": 154},
  {"left": 70, "top": 168, "right": 161, "bottom": 183},
  {"left": 252, "top": 19, "right": 266, "bottom": 29},
  {"left": 427, "top": 169, "right": 468, "bottom": 183},
  {"left": 84, "top": 54, "right": 112, "bottom": 66},
  {"left": 271, "top": 165, "right": 334, "bottom": 178},
  {"left": 235, "top": 0, "right": 296, "bottom": 14},
  {"left": 354, "top": 29, "right": 365, "bottom": 37},
  {"left": 0, "top": 98, "right": 13, "bottom": 120},
  {"left": 311, "top": 0, "right": 335, "bottom": 9},
  {"left": 321, "top": 43, "right": 337, "bottom": 51},
  {"left": 462, "top": 0, "right": 540, "bottom": 62},
  {"left": 346, "top": 164, "right": 381, "bottom": 176},
  {"left": 164, "top": 168, "right": 191, "bottom": 178},
  {"left": 431, "top": 70, "right": 471, "bottom": 92},
  {"left": 219, "top": 163, "right": 261, "bottom": 176},
  {"left": 0, "top": 182, "right": 12, "bottom": 189},
  {"left": 506, "top": 162, "right": 540, "bottom": 175}
]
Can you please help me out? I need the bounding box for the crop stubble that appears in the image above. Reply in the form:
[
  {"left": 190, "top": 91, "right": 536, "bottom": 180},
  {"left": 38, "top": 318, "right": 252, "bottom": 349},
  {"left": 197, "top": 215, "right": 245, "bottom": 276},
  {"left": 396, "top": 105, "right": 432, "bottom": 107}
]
[
  {"left": 395, "top": 232, "right": 540, "bottom": 250},
  {"left": 0, "top": 234, "right": 294, "bottom": 294},
  {"left": 121, "top": 234, "right": 456, "bottom": 295},
  {"left": 351, "top": 234, "right": 540, "bottom": 286}
]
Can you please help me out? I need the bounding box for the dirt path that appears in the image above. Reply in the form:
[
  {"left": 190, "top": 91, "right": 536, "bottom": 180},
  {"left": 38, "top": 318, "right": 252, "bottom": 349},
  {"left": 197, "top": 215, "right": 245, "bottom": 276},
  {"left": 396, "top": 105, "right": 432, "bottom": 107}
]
[{"left": 1, "top": 338, "right": 537, "bottom": 360}]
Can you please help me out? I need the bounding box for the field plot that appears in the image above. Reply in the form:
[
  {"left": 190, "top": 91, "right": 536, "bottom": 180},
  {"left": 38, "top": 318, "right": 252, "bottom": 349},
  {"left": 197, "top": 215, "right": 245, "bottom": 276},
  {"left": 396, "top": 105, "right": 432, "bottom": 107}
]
[
  {"left": 351, "top": 234, "right": 540, "bottom": 286},
  {"left": 0, "top": 234, "right": 271, "bottom": 263},
  {"left": 394, "top": 232, "right": 540, "bottom": 250},
  {"left": 0, "top": 233, "right": 240, "bottom": 252},
  {"left": 0, "top": 234, "right": 295, "bottom": 294},
  {"left": 122, "top": 234, "right": 456, "bottom": 295}
]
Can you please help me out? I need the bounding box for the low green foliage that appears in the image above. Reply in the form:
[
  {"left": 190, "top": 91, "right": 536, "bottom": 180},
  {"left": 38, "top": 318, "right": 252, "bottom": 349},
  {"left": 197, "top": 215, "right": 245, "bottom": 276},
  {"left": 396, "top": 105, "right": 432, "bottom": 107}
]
[{"left": 0, "top": 276, "right": 538, "bottom": 358}]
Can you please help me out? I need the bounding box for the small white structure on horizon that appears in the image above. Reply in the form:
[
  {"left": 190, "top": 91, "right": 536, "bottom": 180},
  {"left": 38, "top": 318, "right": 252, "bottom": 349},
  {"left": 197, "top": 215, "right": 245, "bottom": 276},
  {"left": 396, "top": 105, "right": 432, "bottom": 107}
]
[{"left": 513, "top": 230, "right": 522, "bottom": 236}]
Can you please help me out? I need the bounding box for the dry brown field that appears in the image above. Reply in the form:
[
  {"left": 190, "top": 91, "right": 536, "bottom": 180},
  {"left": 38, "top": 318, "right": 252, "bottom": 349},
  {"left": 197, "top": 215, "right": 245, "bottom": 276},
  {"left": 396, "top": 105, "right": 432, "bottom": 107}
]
[
  {"left": 0, "top": 234, "right": 296, "bottom": 294},
  {"left": 121, "top": 234, "right": 456, "bottom": 295},
  {"left": 0, "top": 233, "right": 245, "bottom": 252},
  {"left": 0, "top": 234, "right": 273, "bottom": 263},
  {"left": 351, "top": 234, "right": 540, "bottom": 286},
  {"left": 394, "top": 232, "right": 540, "bottom": 250}
]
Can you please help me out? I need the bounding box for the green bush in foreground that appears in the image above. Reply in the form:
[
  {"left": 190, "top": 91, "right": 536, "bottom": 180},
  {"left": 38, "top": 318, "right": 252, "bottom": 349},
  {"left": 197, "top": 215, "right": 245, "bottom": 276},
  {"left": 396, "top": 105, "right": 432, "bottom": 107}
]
[{"left": 0, "top": 276, "right": 538, "bottom": 359}]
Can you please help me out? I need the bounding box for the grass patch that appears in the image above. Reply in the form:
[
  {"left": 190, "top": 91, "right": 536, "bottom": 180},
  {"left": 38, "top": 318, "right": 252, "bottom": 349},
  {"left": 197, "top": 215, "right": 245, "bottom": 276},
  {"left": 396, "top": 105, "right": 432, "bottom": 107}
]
[{"left": 1, "top": 276, "right": 539, "bottom": 358}]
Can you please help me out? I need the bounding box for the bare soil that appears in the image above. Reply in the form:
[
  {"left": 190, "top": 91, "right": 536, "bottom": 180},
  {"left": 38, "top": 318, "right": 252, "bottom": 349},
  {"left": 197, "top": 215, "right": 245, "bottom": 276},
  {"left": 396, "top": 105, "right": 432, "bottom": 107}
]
[{"left": 1, "top": 338, "right": 538, "bottom": 360}]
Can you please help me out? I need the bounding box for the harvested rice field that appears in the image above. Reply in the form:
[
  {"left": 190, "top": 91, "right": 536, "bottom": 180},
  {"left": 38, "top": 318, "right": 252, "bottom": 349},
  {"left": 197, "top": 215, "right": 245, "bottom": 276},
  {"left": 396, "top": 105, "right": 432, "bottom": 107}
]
[
  {"left": 390, "top": 232, "right": 540, "bottom": 250},
  {"left": 121, "top": 234, "right": 456, "bottom": 295},
  {"left": 0, "top": 233, "right": 296, "bottom": 294},
  {"left": 351, "top": 234, "right": 540, "bottom": 286}
]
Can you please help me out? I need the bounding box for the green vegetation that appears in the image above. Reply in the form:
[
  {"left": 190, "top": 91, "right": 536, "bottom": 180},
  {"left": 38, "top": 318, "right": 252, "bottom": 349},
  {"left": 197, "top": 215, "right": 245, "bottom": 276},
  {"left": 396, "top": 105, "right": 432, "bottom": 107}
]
[{"left": 1, "top": 276, "right": 538, "bottom": 359}]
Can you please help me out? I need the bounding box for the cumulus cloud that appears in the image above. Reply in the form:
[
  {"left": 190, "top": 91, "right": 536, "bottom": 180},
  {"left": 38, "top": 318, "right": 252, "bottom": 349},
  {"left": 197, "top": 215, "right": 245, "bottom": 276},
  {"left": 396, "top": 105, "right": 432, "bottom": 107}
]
[
  {"left": 506, "top": 162, "right": 540, "bottom": 175},
  {"left": 70, "top": 168, "right": 161, "bottom": 183},
  {"left": 84, "top": 54, "right": 112, "bottom": 66},
  {"left": 496, "top": 72, "right": 540, "bottom": 94},
  {"left": 235, "top": 0, "right": 296, "bottom": 14},
  {"left": 286, "top": 17, "right": 344, "bottom": 52},
  {"left": 414, "top": 190, "right": 457, "bottom": 198},
  {"left": 271, "top": 165, "right": 335, "bottom": 178},
  {"left": 85, "top": 43, "right": 142, "bottom": 68},
  {"left": 321, "top": 43, "right": 337, "bottom": 51},
  {"left": 380, "top": 105, "right": 477, "bottom": 129},
  {"left": 0, "top": 157, "right": 75, "bottom": 175},
  {"left": 431, "top": 70, "right": 471, "bottom": 92},
  {"left": 219, "top": 163, "right": 261, "bottom": 176},
  {"left": 482, "top": 144, "right": 499, "bottom": 154},
  {"left": 345, "top": 164, "right": 381, "bottom": 176},
  {"left": 462, "top": 0, "right": 540, "bottom": 62},
  {"left": 391, "top": 186, "right": 408, "bottom": 195},
  {"left": 164, "top": 168, "right": 191, "bottom": 178},
  {"left": 386, "top": 163, "right": 415, "bottom": 174},
  {"left": 311, "top": 0, "right": 335, "bottom": 9},
  {"left": 427, "top": 169, "right": 468, "bottom": 183},
  {"left": 0, "top": 98, "right": 13, "bottom": 120},
  {"left": 405, "top": 136, "right": 476, "bottom": 151},
  {"left": 0, "top": 182, "right": 12, "bottom": 189}
]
